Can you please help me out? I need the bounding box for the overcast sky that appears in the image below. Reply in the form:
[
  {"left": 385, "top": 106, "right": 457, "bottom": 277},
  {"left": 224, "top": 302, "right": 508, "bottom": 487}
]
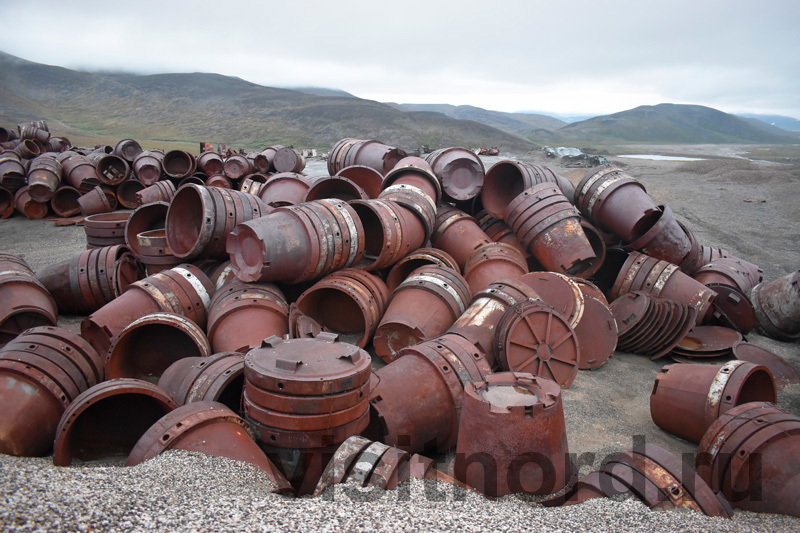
[{"left": 1, "top": 0, "right": 798, "bottom": 117}]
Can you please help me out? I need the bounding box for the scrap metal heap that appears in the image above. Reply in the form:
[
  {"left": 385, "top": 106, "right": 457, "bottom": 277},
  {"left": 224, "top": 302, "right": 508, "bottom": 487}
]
[{"left": 0, "top": 122, "right": 799, "bottom": 517}]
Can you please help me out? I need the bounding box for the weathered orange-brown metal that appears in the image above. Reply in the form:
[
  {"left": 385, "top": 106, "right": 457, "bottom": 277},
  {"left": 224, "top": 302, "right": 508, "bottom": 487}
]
[
  {"left": 0, "top": 254, "right": 58, "bottom": 347},
  {"left": 463, "top": 242, "right": 528, "bottom": 297},
  {"left": 335, "top": 165, "right": 383, "bottom": 199},
  {"left": 385, "top": 248, "right": 460, "bottom": 292},
  {"left": 132, "top": 150, "right": 164, "bottom": 185},
  {"left": 13, "top": 186, "right": 48, "bottom": 220},
  {"left": 84, "top": 212, "right": 131, "bottom": 248},
  {"left": 136, "top": 180, "right": 176, "bottom": 206},
  {"left": 273, "top": 147, "right": 306, "bottom": 174},
  {"left": 382, "top": 157, "right": 442, "bottom": 205},
  {"left": 482, "top": 161, "right": 573, "bottom": 219},
  {"left": 348, "top": 199, "right": 426, "bottom": 271},
  {"left": 50, "top": 185, "right": 81, "bottom": 217},
  {"left": 328, "top": 138, "right": 407, "bottom": 176},
  {"left": 425, "top": 147, "right": 485, "bottom": 202},
  {"left": 258, "top": 172, "right": 313, "bottom": 208},
  {"left": 162, "top": 150, "right": 196, "bottom": 180},
  {"left": 158, "top": 352, "right": 244, "bottom": 411},
  {"left": 304, "top": 176, "right": 368, "bottom": 202},
  {"left": 78, "top": 185, "right": 113, "bottom": 216},
  {"left": 431, "top": 205, "right": 492, "bottom": 271},
  {"left": 26, "top": 154, "right": 62, "bottom": 202},
  {"left": 749, "top": 270, "right": 800, "bottom": 341}
]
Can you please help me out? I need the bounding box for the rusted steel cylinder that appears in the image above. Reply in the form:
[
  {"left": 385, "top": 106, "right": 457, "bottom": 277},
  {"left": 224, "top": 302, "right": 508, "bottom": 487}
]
[
  {"left": 378, "top": 183, "right": 437, "bottom": 239},
  {"left": 694, "top": 258, "right": 763, "bottom": 295},
  {"left": 482, "top": 161, "right": 571, "bottom": 219},
  {"left": 750, "top": 270, "right": 800, "bottom": 341},
  {"left": 18, "top": 125, "right": 50, "bottom": 143},
  {"left": 304, "top": 176, "right": 368, "bottom": 202},
  {"left": 87, "top": 152, "right": 130, "bottom": 186},
  {"left": 239, "top": 174, "right": 268, "bottom": 197},
  {"left": 611, "top": 251, "right": 716, "bottom": 325},
  {"left": 136, "top": 180, "right": 176, "bottom": 206},
  {"left": 258, "top": 172, "right": 313, "bottom": 208},
  {"left": 26, "top": 154, "right": 62, "bottom": 202},
  {"left": 348, "top": 198, "right": 426, "bottom": 271},
  {"left": 0, "top": 126, "right": 19, "bottom": 142},
  {"left": 46, "top": 137, "right": 71, "bottom": 153},
  {"left": 36, "top": 244, "right": 142, "bottom": 314},
  {"left": 246, "top": 152, "right": 270, "bottom": 174},
  {"left": 0, "top": 254, "right": 58, "bottom": 346},
  {"left": 84, "top": 212, "right": 131, "bottom": 248},
  {"left": 223, "top": 154, "right": 253, "bottom": 180},
  {"left": 105, "top": 311, "right": 211, "bottom": 383},
  {"left": 573, "top": 218, "right": 607, "bottom": 279},
  {"left": 575, "top": 165, "right": 661, "bottom": 243},
  {"left": 6, "top": 326, "right": 103, "bottom": 385},
  {"left": 431, "top": 204, "right": 492, "bottom": 270},
  {"left": 179, "top": 175, "right": 207, "bottom": 189},
  {"left": 162, "top": 150, "right": 196, "bottom": 180},
  {"left": 335, "top": 165, "right": 383, "bottom": 199},
  {"left": 328, "top": 138, "right": 407, "bottom": 176},
  {"left": 696, "top": 402, "right": 800, "bottom": 517},
  {"left": 115, "top": 178, "right": 144, "bottom": 209},
  {"left": 78, "top": 186, "right": 113, "bottom": 216},
  {"left": 205, "top": 174, "right": 232, "bottom": 189},
  {"left": 207, "top": 281, "right": 289, "bottom": 353},
  {"left": 475, "top": 210, "right": 529, "bottom": 259},
  {"left": 463, "top": 242, "right": 528, "bottom": 296},
  {"left": 454, "top": 372, "right": 570, "bottom": 497},
  {"left": 519, "top": 271, "right": 585, "bottom": 329},
  {"left": 52, "top": 378, "right": 177, "bottom": 465},
  {"left": 650, "top": 362, "right": 776, "bottom": 444},
  {"left": 382, "top": 157, "right": 442, "bottom": 205},
  {"left": 125, "top": 201, "right": 169, "bottom": 255},
  {"left": 132, "top": 150, "right": 164, "bottom": 185},
  {"left": 374, "top": 265, "right": 471, "bottom": 363},
  {"left": 165, "top": 184, "right": 267, "bottom": 260},
  {"left": 295, "top": 269, "right": 389, "bottom": 348},
  {"left": 135, "top": 228, "right": 182, "bottom": 275},
  {"left": 259, "top": 145, "right": 284, "bottom": 172},
  {"left": 385, "top": 248, "right": 460, "bottom": 292},
  {"left": 113, "top": 139, "right": 142, "bottom": 163},
  {"left": 60, "top": 153, "right": 101, "bottom": 192},
  {"left": 12, "top": 139, "right": 41, "bottom": 159},
  {"left": 0, "top": 186, "right": 13, "bottom": 218},
  {"left": 623, "top": 204, "right": 691, "bottom": 265},
  {"left": 425, "top": 147, "right": 485, "bottom": 202},
  {"left": 158, "top": 352, "right": 244, "bottom": 410},
  {"left": 81, "top": 264, "right": 214, "bottom": 356},
  {"left": 13, "top": 186, "right": 48, "bottom": 219},
  {"left": 447, "top": 279, "right": 541, "bottom": 369},
  {"left": 50, "top": 186, "right": 81, "bottom": 217},
  {"left": 505, "top": 183, "right": 596, "bottom": 275},
  {"left": 197, "top": 151, "right": 224, "bottom": 176},
  {"left": 0, "top": 153, "right": 27, "bottom": 193},
  {"left": 273, "top": 147, "right": 306, "bottom": 174}
]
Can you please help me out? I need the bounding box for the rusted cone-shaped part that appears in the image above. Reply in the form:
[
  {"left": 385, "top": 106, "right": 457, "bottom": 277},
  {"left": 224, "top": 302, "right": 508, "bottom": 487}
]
[
  {"left": 158, "top": 352, "right": 244, "bottom": 410},
  {"left": 162, "top": 150, "right": 196, "bottom": 180},
  {"left": 12, "top": 139, "right": 41, "bottom": 159},
  {"left": 78, "top": 186, "right": 112, "bottom": 216},
  {"left": 295, "top": 269, "right": 388, "bottom": 348},
  {"left": 611, "top": 251, "right": 716, "bottom": 325},
  {"left": 135, "top": 228, "right": 183, "bottom": 275},
  {"left": 378, "top": 184, "right": 437, "bottom": 239},
  {"left": 314, "top": 437, "right": 388, "bottom": 495},
  {"left": 13, "top": 186, "right": 48, "bottom": 219},
  {"left": 624, "top": 204, "right": 691, "bottom": 265},
  {"left": 81, "top": 264, "right": 214, "bottom": 356},
  {"left": 116, "top": 178, "right": 144, "bottom": 209},
  {"left": 382, "top": 157, "right": 442, "bottom": 205},
  {"left": 374, "top": 265, "right": 471, "bottom": 363},
  {"left": 454, "top": 372, "right": 571, "bottom": 497},
  {"left": 694, "top": 257, "right": 763, "bottom": 295},
  {"left": 36, "top": 244, "right": 142, "bottom": 314},
  {"left": 239, "top": 174, "right": 269, "bottom": 197},
  {"left": 0, "top": 126, "right": 19, "bottom": 142},
  {"left": 425, "top": 147, "right": 485, "bottom": 202},
  {"left": 136, "top": 180, "right": 176, "bottom": 206},
  {"left": 223, "top": 154, "right": 253, "bottom": 180},
  {"left": 126, "top": 401, "right": 292, "bottom": 491},
  {"left": 257, "top": 172, "right": 313, "bottom": 207},
  {"left": 705, "top": 284, "right": 756, "bottom": 335},
  {"left": 273, "top": 147, "right": 306, "bottom": 174},
  {"left": 132, "top": 150, "right": 164, "bottom": 185},
  {"left": 368, "top": 333, "right": 491, "bottom": 453},
  {"left": 0, "top": 254, "right": 58, "bottom": 347},
  {"left": 446, "top": 279, "right": 540, "bottom": 369},
  {"left": 572, "top": 294, "right": 617, "bottom": 370},
  {"left": 481, "top": 161, "right": 571, "bottom": 219},
  {"left": 50, "top": 186, "right": 81, "bottom": 217},
  {"left": 207, "top": 281, "right": 289, "bottom": 353},
  {"left": 87, "top": 152, "right": 130, "bottom": 186},
  {"left": 304, "top": 176, "right": 368, "bottom": 202},
  {"left": 463, "top": 242, "right": 528, "bottom": 297},
  {"left": 166, "top": 184, "right": 266, "bottom": 260},
  {"left": 53, "top": 378, "right": 177, "bottom": 466},
  {"left": 505, "top": 184, "right": 595, "bottom": 275},
  {"left": 60, "top": 153, "right": 100, "bottom": 192},
  {"left": 246, "top": 152, "right": 270, "bottom": 174},
  {"left": 750, "top": 270, "right": 800, "bottom": 341},
  {"left": 105, "top": 312, "right": 211, "bottom": 383},
  {"left": 84, "top": 212, "right": 131, "bottom": 248},
  {"left": 519, "top": 271, "right": 585, "bottom": 329},
  {"left": 7, "top": 326, "right": 104, "bottom": 385},
  {"left": 335, "top": 165, "right": 383, "bottom": 199},
  {"left": 205, "top": 174, "right": 232, "bottom": 189},
  {"left": 431, "top": 204, "right": 492, "bottom": 271},
  {"left": 349, "top": 198, "right": 426, "bottom": 271},
  {"left": 204, "top": 260, "right": 238, "bottom": 290},
  {"left": 125, "top": 201, "right": 169, "bottom": 255},
  {"left": 0, "top": 186, "right": 14, "bottom": 218},
  {"left": 0, "top": 153, "right": 27, "bottom": 194},
  {"left": 197, "top": 151, "right": 224, "bottom": 176},
  {"left": 27, "top": 155, "right": 63, "bottom": 202},
  {"left": 650, "top": 361, "right": 776, "bottom": 444},
  {"left": 47, "top": 137, "right": 71, "bottom": 152},
  {"left": 475, "top": 210, "right": 529, "bottom": 259},
  {"left": 328, "top": 138, "right": 407, "bottom": 176},
  {"left": 696, "top": 402, "right": 800, "bottom": 517},
  {"left": 575, "top": 165, "right": 661, "bottom": 243},
  {"left": 571, "top": 218, "right": 607, "bottom": 279},
  {"left": 19, "top": 124, "right": 50, "bottom": 143},
  {"left": 259, "top": 145, "right": 284, "bottom": 172},
  {"left": 113, "top": 139, "right": 142, "bottom": 163}
]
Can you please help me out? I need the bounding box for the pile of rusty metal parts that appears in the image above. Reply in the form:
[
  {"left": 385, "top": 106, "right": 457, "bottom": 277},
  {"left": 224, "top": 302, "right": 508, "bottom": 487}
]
[{"left": 1, "top": 123, "right": 799, "bottom": 518}]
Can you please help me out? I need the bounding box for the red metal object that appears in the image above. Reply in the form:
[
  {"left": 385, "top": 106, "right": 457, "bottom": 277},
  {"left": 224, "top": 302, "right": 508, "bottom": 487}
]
[
  {"left": 374, "top": 265, "right": 471, "bottom": 363},
  {"left": 0, "top": 153, "right": 27, "bottom": 194},
  {"left": 273, "top": 147, "right": 306, "bottom": 174},
  {"left": 519, "top": 271, "right": 584, "bottom": 328},
  {"left": 125, "top": 201, "right": 169, "bottom": 254},
  {"left": 258, "top": 172, "right": 313, "bottom": 208},
  {"left": 223, "top": 154, "right": 253, "bottom": 180},
  {"left": 573, "top": 295, "right": 617, "bottom": 370},
  {"left": 50, "top": 186, "right": 81, "bottom": 217},
  {"left": 694, "top": 257, "right": 763, "bottom": 295},
  {"left": 207, "top": 281, "right": 289, "bottom": 353},
  {"left": 52, "top": 378, "right": 177, "bottom": 465},
  {"left": 671, "top": 325, "right": 743, "bottom": 359},
  {"left": 259, "top": 145, "right": 284, "bottom": 172},
  {"left": 304, "top": 176, "right": 368, "bottom": 202},
  {"left": 60, "top": 152, "right": 101, "bottom": 192},
  {"left": 158, "top": 352, "right": 244, "bottom": 410},
  {"left": 431, "top": 205, "right": 492, "bottom": 271},
  {"left": 425, "top": 147, "right": 485, "bottom": 202},
  {"left": 705, "top": 283, "right": 756, "bottom": 334},
  {"left": 624, "top": 204, "right": 692, "bottom": 265},
  {"left": 12, "top": 139, "right": 41, "bottom": 159},
  {"left": 132, "top": 150, "right": 164, "bottom": 185},
  {"left": 134, "top": 228, "right": 182, "bottom": 274},
  {"left": 114, "top": 139, "right": 143, "bottom": 163},
  {"left": 328, "top": 138, "right": 407, "bottom": 176},
  {"left": 136, "top": 180, "right": 176, "bottom": 206},
  {"left": 463, "top": 242, "right": 528, "bottom": 297},
  {"left": 575, "top": 165, "right": 661, "bottom": 242},
  {"left": 575, "top": 218, "right": 608, "bottom": 279},
  {"left": 247, "top": 152, "right": 270, "bottom": 174},
  {"left": 454, "top": 372, "right": 571, "bottom": 497},
  {"left": 385, "top": 248, "right": 460, "bottom": 292},
  {"left": 335, "top": 165, "right": 384, "bottom": 199},
  {"left": 26, "top": 154, "right": 62, "bottom": 202},
  {"left": 239, "top": 174, "right": 269, "bottom": 197},
  {"left": 19, "top": 124, "right": 50, "bottom": 143},
  {"left": 87, "top": 152, "right": 130, "bottom": 186},
  {"left": 651, "top": 361, "right": 776, "bottom": 443},
  {"left": 205, "top": 174, "right": 232, "bottom": 189},
  {"left": 475, "top": 210, "right": 529, "bottom": 259},
  {"left": 78, "top": 185, "right": 113, "bottom": 216},
  {"left": 0, "top": 186, "right": 14, "bottom": 218},
  {"left": 750, "top": 270, "right": 800, "bottom": 341},
  {"left": 382, "top": 157, "right": 442, "bottom": 205},
  {"left": 482, "top": 161, "right": 573, "bottom": 219},
  {"left": 731, "top": 341, "right": 800, "bottom": 390},
  {"left": 162, "top": 150, "right": 197, "bottom": 180},
  {"left": 696, "top": 402, "right": 800, "bottom": 517},
  {"left": 348, "top": 199, "right": 426, "bottom": 271},
  {"left": 84, "top": 212, "right": 131, "bottom": 248},
  {"left": 197, "top": 151, "right": 224, "bottom": 176},
  {"left": 378, "top": 184, "right": 437, "bottom": 239},
  {"left": 166, "top": 184, "right": 267, "bottom": 260},
  {"left": 116, "top": 178, "right": 145, "bottom": 209},
  {"left": 0, "top": 254, "right": 58, "bottom": 347},
  {"left": 13, "top": 186, "right": 48, "bottom": 219}
]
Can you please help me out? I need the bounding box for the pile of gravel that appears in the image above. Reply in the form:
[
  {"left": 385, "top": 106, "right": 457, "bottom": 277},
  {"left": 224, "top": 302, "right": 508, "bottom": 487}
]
[{"left": 2, "top": 451, "right": 799, "bottom": 532}]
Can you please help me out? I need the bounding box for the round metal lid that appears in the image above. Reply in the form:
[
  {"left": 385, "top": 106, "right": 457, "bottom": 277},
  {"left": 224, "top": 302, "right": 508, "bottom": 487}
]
[
  {"left": 731, "top": 341, "right": 800, "bottom": 390},
  {"left": 675, "top": 325, "right": 743, "bottom": 354},
  {"left": 574, "top": 296, "right": 617, "bottom": 370},
  {"left": 609, "top": 291, "right": 651, "bottom": 338}
]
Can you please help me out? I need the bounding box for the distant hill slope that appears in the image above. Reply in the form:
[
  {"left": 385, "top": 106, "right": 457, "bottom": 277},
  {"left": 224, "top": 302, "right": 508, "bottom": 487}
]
[
  {"left": 739, "top": 113, "right": 800, "bottom": 132},
  {"left": 0, "top": 51, "right": 534, "bottom": 152},
  {"left": 286, "top": 87, "right": 357, "bottom": 98},
  {"left": 389, "top": 103, "right": 566, "bottom": 139},
  {"left": 555, "top": 104, "right": 798, "bottom": 144}
]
